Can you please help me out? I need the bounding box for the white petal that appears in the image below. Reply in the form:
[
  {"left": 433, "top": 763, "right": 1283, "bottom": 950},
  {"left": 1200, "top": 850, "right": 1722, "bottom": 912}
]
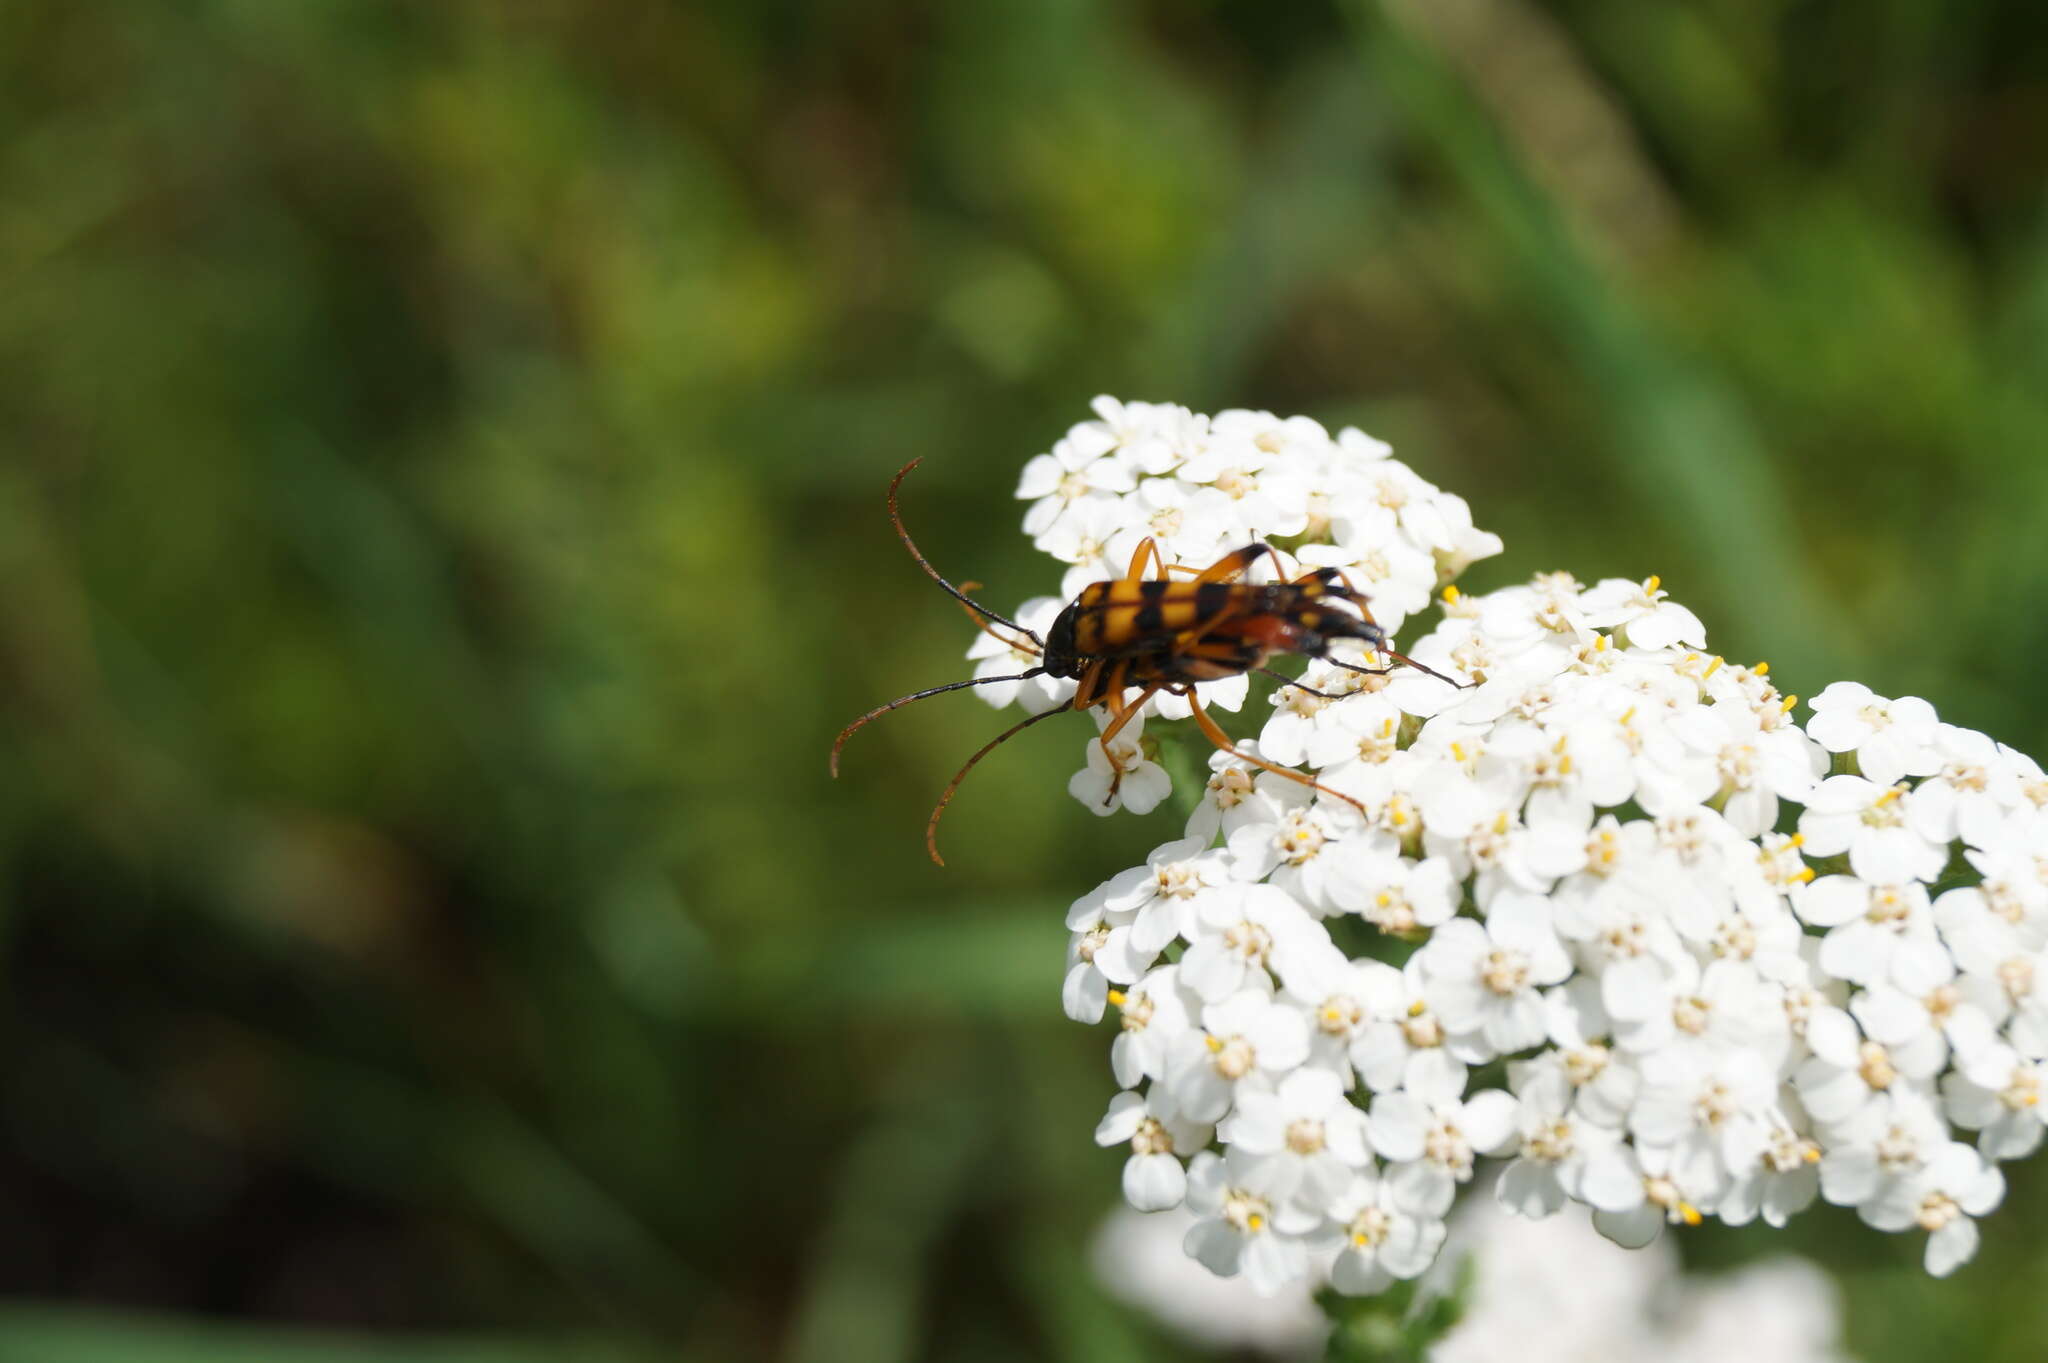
[
  {"left": 1460, "top": 1089, "right": 1518, "bottom": 1154},
  {"left": 1094, "top": 1090, "right": 1146, "bottom": 1145},
  {"left": 1241, "top": 1230, "right": 1307, "bottom": 1297},
  {"left": 1926, "top": 1216, "right": 1980, "bottom": 1277},
  {"left": 1184, "top": 1218, "right": 1243, "bottom": 1277},
  {"left": 1592, "top": 1204, "right": 1663, "bottom": 1250},
  {"left": 1368, "top": 1093, "right": 1427, "bottom": 1161},
  {"left": 1063, "top": 963, "right": 1108, "bottom": 1023},
  {"left": 1388, "top": 1158, "right": 1456, "bottom": 1218},
  {"left": 1497, "top": 1160, "right": 1566, "bottom": 1218},
  {"left": 1579, "top": 1147, "right": 1646, "bottom": 1213},
  {"left": 1123, "top": 1154, "right": 1187, "bottom": 1211}
]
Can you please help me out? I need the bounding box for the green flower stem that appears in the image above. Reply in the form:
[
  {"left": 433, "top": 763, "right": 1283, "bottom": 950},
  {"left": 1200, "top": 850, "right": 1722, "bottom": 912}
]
[{"left": 1317, "top": 1267, "right": 1470, "bottom": 1363}]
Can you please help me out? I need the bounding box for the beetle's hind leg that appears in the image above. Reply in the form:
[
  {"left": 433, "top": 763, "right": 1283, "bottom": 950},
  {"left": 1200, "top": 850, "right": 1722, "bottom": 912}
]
[
  {"left": 1180, "top": 690, "right": 1366, "bottom": 817},
  {"left": 1093, "top": 677, "right": 1166, "bottom": 807},
  {"left": 1195, "top": 542, "right": 1290, "bottom": 585}
]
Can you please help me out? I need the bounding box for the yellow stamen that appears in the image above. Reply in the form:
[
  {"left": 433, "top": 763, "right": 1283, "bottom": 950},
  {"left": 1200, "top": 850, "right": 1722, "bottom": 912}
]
[
  {"left": 1443, "top": 585, "right": 1462, "bottom": 603},
  {"left": 1678, "top": 1202, "right": 1702, "bottom": 1227},
  {"left": 1106, "top": 989, "right": 1127, "bottom": 1007},
  {"left": 1795, "top": 867, "right": 1816, "bottom": 883},
  {"left": 1782, "top": 694, "right": 1799, "bottom": 712},
  {"left": 1755, "top": 661, "right": 1770, "bottom": 675},
  {"left": 1789, "top": 833, "right": 1805, "bottom": 847},
  {"left": 1704, "top": 655, "right": 1724, "bottom": 678},
  {"left": 1247, "top": 1213, "right": 1265, "bottom": 1231},
  {"left": 1644, "top": 575, "right": 1662, "bottom": 594},
  {"left": 1407, "top": 1000, "right": 1427, "bottom": 1018},
  {"left": 1206, "top": 1035, "right": 1225, "bottom": 1053}
]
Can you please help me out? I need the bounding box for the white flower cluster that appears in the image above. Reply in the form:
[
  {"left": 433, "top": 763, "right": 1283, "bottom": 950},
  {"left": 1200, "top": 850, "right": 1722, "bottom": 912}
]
[{"left": 989, "top": 400, "right": 2048, "bottom": 1298}]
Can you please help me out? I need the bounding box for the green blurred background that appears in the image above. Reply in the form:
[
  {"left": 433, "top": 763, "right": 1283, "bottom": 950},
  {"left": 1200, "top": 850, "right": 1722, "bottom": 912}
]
[{"left": 4, "top": 1, "right": 2047, "bottom": 1359}]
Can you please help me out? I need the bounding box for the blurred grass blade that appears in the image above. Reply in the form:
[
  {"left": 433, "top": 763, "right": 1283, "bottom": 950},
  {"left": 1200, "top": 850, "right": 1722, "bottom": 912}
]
[
  {"left": 1348, "top": 0, "right": 1844, "bottom": 679},
  {"left": 0, "top": 1306, "right": 660, "bottom": 1363}
]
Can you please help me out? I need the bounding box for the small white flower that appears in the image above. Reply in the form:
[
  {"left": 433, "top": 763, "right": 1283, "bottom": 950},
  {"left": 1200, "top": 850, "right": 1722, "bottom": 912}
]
[
  {"left": 1104, "top": 478, "right": 1233, "bottom": 572},
  {"left": 1223, "top": 1067, "right": 1371, "bottom": 1211},
  {"left": 1258, "top": 671, "right": 1355, "bottom": 768},
  {"left": 1851, "top": 979, "right": 1995, "bottom": 1079},
  {"left": 1797, "top": 778, "right": 1948, "bottom": 887},
  {"left": 1106, "top": 965, "right": 1198, "bottom": 1089},
  {"left": 1671, "top": 699, "right": 1825, "bottom": 837},
  {"left": 1628, "top": 1045, "right": 1781, "bottom": 1203},
  {"left": 1794, "top": 1007, "right": 1940, "bottom": 1130},
  {"left": 1185, "top": 745, "right": 1287, "bottom": 843},
  {"left": 1817, "top": 1088, "right": 1950, "bottom": 1209},
  {"left": 1367, "top": 1071, "right": 1517, "bottom": 1215},
  {"left": 1941, "top": 1043, "right": 2046, "bottom": 1161},
  {"left": 1796, "top": 876, "right": 1949, "bottom": 991},
  {"left": 1857, "top": 1140, "right": 2004, "bottom": 1276},
  {"left": 1804, "top": 682, "right": 1941, "bottom": 787},
  {"left": 1044, "top": 498, "right": 1138, "bottom": 596},
  {"left": 1323, "top": 845, "right": 1460, "bottom": 935},
  {"left": 1604, "top": 955, "right": 1788, "bottom": 1067},
  {"left": 1419, "top": 898, "right": 1573, "bottom": 1057},
  {"left": 1299, "top": 690, "right": 1407, "bottom": 779},
  {"left": 1351, "top": 957, "right": 1474, "bottom": 1098},
  {"left": 1096, "top": 1087, "right": 1213, "bottom": 1211},
  {"left": 1226, "top": 785, "right": 1355, "bottom": 911},
  {"left": 1528, "top": 994, "right": 1640, "bottom": 1128},
  {"left": 1069, "top": 711, "right": 1172, "bottom": 817},
  {"left": 1717, "top": 1098, "right": 1823, "bottom": 1229},
  {"left": 1089, "top": 1204, "right": 1327, "bottom": 1355},
  {"left": 1017, "top": 437, "right": 1138, "bottom": 539},
  {"left": 1913, "top": 723, "right": 2019, "bottom": 849},
  {"left": 1273, "top": 942, "right": 1405, "bottom": 1081},
  {"left": 1063, "top": 886, "right": 1149, "bottom": 1023},
  {"left": 1100, "top": 837, "right": 1234, "bottom": 955},
  {"left": 1167, "top": 990, "right": 1313, "bottom": 1123},
  {"left": 1182, "top": 1149, "right": 1319, "bottom": 1295},
  {"left": 1324, "top": 1168, "right": 1449, "bottom": 1293},
  {"left": 1179, "top": 883, "right": 1322, "bottom": 1004},
  {"left": 1589, "top": 1140, "right": 1710, "bottom": 1250},
  {"left": 1577, "top": 575, "right": 1707, "bottom": 651},
  {"left": 1494, "top": 1067, "right": 1641, "bottom": 1218}
]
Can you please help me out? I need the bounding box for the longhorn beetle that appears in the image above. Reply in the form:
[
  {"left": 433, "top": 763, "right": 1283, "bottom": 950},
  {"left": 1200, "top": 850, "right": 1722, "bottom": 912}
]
[{"left": 831, "top": 458, "right": 1466, "bottom": 864}]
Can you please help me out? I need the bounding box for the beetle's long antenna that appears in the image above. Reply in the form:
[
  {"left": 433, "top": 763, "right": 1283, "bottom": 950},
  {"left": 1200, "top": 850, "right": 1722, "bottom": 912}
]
[
  {"left": 889, "top": 458, "right": 1045, "bottom": 647},
  {"left": 926, "top": 700, "right": 1074, "bottom": 866},
  {"left": 831, "top": 669, "right": 1050, "bottom": 776},
  {"left": 1254, "top": 666, "right": 1340, "bottom": 700},
  {"left": 951, "top": 581, "right": 1042, "bottom": 656},
  {"left": 1327, "top": 652, "right": 1471, "bottom": 690}
]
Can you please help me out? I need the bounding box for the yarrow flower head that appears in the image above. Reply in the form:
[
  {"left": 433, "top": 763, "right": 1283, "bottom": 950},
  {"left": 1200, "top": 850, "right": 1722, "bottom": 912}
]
[{"left": 998, "top": 398, "right": 2048, "bottom": 1302}]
